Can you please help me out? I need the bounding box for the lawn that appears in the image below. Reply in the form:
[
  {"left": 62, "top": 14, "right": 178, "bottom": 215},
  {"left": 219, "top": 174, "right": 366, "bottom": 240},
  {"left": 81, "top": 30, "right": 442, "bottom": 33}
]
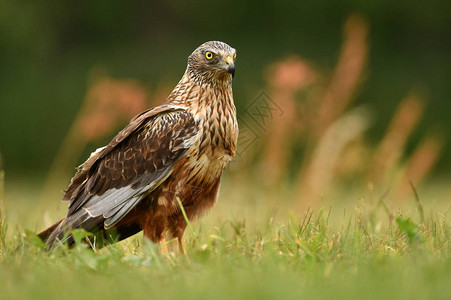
[{"left": 1, "top": 174, "right": 451, "bottom": 300}]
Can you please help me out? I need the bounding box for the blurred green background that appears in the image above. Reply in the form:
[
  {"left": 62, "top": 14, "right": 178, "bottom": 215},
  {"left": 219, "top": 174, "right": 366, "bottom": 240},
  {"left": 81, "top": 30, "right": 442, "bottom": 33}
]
[{"left": 0, "top": 0, "right": 450, "bottom": 182}]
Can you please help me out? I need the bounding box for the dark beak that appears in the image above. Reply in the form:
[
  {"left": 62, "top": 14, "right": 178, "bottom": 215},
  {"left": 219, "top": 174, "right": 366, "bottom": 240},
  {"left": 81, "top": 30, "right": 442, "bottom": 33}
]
[{"left": 227, "top": 63, "right": 235, "bottom": 78}]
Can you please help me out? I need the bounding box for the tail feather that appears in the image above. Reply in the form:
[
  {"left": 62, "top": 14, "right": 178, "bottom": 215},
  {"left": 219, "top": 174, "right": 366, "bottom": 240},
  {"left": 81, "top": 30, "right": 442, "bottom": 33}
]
[
  {"left": 39, "top": 209, "right": 103, "bottom": 250},
  {"left": 38, "top": 209, "right": 141, "bottom": 250},
  {"left": 38, "top": 219, "right": 63, "bottom": 242}
]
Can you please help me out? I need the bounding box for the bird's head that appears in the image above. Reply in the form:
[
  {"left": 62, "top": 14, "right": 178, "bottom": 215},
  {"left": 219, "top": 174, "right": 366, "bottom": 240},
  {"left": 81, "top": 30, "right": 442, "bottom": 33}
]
[{"left": 187, "top": 41, "right": 237, "bottom": 86}]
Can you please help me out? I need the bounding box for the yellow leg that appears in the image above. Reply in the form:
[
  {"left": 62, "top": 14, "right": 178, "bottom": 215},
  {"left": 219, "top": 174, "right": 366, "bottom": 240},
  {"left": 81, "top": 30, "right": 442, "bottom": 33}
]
[
  {"left": 177, "top": 237, "right": 186, "bottom": 255},
  {"left": 160, "top": 237, "right": 169, "bottom": 255},
  {"left": 161, "top": 236, "right": 182, "bottom": 254}
]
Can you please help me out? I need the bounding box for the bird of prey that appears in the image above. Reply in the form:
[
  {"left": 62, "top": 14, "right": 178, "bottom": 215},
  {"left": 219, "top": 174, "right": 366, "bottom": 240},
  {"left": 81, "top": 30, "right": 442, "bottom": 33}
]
[{"left": 38, "top": 41, "right": 238, "bottom": 252}]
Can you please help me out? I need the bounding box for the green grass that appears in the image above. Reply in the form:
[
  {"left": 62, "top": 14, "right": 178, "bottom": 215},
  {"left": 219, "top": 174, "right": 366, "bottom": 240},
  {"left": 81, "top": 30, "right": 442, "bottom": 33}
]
[{"left": 2, "top": 178, "right": 451, "bottom": 299}]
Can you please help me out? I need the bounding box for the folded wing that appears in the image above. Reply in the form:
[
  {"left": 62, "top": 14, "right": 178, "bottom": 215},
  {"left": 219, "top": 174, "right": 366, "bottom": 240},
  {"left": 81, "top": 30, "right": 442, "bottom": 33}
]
[{"left": 46, "top": 105, "right": 197, "bottom": 246}]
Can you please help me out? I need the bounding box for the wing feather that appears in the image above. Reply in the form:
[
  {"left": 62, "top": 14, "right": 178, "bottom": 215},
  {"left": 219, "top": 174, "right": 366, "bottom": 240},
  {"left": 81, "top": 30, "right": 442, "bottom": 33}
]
[
  {"left": 61, "top": 106, "right": 197, "bottom": 230},
  {"left": 63, "top": 105, "right": 186, "bottom": 201}
]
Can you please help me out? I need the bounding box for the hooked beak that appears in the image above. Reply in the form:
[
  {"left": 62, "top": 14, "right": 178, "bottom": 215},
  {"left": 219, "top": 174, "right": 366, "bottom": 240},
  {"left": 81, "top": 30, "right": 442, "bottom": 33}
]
[
  {"left": 225, "top": 55, "right": 235, "bottom": 78},
  {"left": 227, "top": 63, "right": 235, "bottom": 78}
]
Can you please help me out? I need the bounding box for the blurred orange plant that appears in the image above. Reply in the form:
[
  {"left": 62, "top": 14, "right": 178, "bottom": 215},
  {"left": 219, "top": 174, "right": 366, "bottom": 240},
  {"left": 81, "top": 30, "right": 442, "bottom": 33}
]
[{"left": 237, "top": 14, "right": 444, "bottom": 208}]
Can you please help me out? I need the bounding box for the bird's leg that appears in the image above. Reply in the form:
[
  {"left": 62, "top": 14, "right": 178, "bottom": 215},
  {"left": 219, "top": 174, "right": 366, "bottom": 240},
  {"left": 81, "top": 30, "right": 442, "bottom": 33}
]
[
  {"left": 174, "top": 225, "right": 187, "bottom": 255},
  {"left": 161, "top": 233, "right": 180, "bottom": 254},
  {"left": 142, "top": 214, "right": 169, "bottom": 254},
  {"left": 177, "top": 236, "right": 186, "bottom": 255},
  {"left": 159, "top": 237, "right": 169, "bottom": 254},
  {"left": 168, "top": 219, "right": 187, "bottom": 255}
]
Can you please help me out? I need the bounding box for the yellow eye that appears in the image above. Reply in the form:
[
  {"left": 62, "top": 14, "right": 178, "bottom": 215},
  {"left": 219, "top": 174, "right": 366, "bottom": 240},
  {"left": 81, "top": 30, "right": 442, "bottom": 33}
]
[
  {"left": 234, "top": 53, "right": 237, "bottom": 59},
  {"left": 205, "top": 51, "right": 213, "bottom": 59}
]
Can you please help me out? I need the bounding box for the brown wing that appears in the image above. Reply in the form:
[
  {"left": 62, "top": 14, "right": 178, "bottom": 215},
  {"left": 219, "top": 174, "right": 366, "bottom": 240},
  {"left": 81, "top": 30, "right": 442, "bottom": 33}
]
[
  {"left": 63, "top": 104, "right": 183, "bottom": 203},
  {"left": 61, "top": 105, "right": 197, "bottom": 229}
]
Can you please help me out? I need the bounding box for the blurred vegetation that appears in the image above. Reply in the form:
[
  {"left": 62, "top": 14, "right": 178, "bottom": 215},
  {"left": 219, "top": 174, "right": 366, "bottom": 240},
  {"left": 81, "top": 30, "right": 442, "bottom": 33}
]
[
  {"left": 1, "top": 0, "right": 450, "bottom": 181},
  {"left": 3, "top": 186, "right": 451, "bottom": 299}
]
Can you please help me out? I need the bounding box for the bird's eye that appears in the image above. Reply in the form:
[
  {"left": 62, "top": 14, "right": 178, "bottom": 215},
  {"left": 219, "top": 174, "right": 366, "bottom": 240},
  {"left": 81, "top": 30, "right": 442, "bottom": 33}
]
[
  {"left": 205, "top": 51, "right": 213, "bottom": 60},
  {"left": 234, "top": 53, "right": 237, "bottom": 59}
]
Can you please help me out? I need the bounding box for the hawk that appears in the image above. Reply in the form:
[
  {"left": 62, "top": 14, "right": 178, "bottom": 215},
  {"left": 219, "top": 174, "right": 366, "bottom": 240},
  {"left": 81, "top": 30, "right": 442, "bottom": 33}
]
[{"left": 38, "top": 41, "right": 238, "bottom": 252}]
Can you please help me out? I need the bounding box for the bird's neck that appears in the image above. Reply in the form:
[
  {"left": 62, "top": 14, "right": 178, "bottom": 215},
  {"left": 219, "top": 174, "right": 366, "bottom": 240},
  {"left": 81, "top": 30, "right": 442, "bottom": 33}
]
[
  {"left": 165, "top": 70, "right": 235, "bottom": 117},
  {"left": 165, "top": 71, "right": 238, "bottom": 161}
]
